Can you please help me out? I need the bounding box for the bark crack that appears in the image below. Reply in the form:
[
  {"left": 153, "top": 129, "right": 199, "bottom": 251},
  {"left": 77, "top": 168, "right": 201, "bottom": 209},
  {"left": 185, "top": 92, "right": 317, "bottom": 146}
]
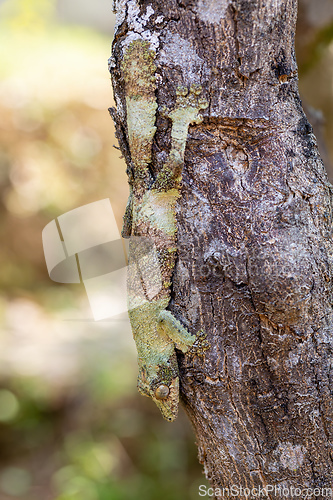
[{"left": 231, "top": 4, "right": 247, "bottom": 85}]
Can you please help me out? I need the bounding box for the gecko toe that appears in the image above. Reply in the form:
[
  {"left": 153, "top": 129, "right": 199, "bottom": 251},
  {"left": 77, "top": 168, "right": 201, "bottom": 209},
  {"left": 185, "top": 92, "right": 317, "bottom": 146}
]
[{"left": 190, "top": 330, "right": 210, "bottom": 356}]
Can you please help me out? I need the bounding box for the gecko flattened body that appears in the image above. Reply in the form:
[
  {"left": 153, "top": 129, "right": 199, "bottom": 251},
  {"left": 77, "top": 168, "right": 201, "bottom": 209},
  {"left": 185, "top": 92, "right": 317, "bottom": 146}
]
[{"left": 118, "top": 39, "right": 208, "bottom": 421}]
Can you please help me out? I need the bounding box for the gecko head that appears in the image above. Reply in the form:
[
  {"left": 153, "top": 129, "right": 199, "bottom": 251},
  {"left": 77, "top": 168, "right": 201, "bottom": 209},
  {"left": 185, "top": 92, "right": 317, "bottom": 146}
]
[
  {"left": 152, "top": 377, "right": 179, "bottom": 422},
  {"left": 137, "top": 363, "right": 180, "bottom": 422}
]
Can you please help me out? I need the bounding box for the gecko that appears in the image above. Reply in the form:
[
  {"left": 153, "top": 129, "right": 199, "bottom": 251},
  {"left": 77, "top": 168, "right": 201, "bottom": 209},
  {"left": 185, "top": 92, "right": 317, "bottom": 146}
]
[{"left": 115, "top": 39, "right": 208, "bottom": 421}]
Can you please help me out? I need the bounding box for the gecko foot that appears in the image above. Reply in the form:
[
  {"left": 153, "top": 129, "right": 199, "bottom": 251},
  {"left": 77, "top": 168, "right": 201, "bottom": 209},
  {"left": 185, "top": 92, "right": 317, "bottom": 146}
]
[
  {"left": 159, "top": 84, "right": 208, "bottom": 125},
  {"left": 173, "top": 84, "right": 209, "bottom": 124},
  {"left": 189, "top": 330, "right": 210, "bottom": 356}
]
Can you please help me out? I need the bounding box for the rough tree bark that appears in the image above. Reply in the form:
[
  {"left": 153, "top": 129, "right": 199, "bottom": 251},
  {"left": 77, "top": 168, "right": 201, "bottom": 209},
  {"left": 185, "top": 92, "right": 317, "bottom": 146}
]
[{"left": 110, "top": 0, "right": 333, "bottom": 495}]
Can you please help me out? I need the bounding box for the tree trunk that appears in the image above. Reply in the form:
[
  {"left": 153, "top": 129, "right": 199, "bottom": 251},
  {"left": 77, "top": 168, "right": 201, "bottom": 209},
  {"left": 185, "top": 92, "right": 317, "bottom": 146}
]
[{"left": 110, "top": 0, "right": 333, "bottom": 494}]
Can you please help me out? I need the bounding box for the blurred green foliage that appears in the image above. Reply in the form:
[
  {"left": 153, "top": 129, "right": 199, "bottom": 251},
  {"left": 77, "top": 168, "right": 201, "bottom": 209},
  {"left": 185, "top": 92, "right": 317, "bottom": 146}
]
[
  {"left": 0, "top": 1, "right": 206, "bottom": 499},
  {"left": 0, "top": 0, "right": 56, "bottom": 32},
  {"left": 298, "top": 21, "right": 333, "bottom": 75}
]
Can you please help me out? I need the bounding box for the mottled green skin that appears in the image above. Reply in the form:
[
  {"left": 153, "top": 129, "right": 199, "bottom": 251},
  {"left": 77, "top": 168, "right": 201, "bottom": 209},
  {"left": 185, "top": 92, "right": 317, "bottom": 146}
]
[
  {"left": 129, "top": 297, "right": 196, "bottom": 421},
  {"left": 122, "top": 40, "right": 208, "bottom": 421}
]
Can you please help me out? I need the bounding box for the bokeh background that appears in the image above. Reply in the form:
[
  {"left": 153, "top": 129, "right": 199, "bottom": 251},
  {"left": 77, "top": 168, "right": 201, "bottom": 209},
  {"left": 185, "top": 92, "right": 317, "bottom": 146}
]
[{"left": 0, "top": 0, "right": 333, "bottom": 499}]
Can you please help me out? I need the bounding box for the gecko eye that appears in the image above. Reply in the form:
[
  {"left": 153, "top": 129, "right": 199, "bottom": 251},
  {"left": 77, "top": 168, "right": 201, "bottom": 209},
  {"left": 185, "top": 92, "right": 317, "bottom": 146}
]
[{"left": 154, "top": 385, "right": 170, "bottom": 400}]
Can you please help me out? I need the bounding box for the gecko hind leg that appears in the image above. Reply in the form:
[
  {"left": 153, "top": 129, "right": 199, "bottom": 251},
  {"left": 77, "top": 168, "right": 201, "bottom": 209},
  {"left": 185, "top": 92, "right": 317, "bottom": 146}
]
[{"left": 153, "top": 85, "right": 208, "bottom": 192}]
